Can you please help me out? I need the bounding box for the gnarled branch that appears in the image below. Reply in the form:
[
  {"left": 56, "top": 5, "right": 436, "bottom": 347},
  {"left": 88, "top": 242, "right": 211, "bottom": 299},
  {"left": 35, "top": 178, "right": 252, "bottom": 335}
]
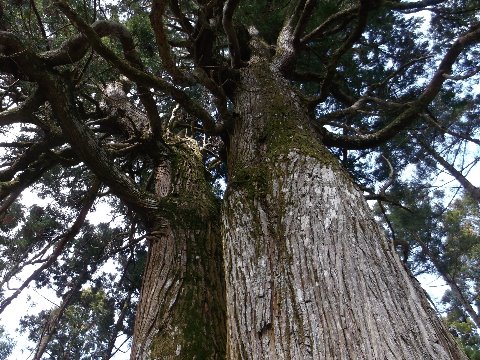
[
  {"left": 319, "top": 22, "right": 480, "bottom": 149},
  {"left": 54, "top": 0, "right": 221, "bottom": 135}
]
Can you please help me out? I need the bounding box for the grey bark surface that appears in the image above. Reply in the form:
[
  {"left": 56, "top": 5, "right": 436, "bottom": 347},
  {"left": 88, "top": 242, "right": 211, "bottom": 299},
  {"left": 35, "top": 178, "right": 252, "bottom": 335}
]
[
  {"left": 130, "top": 139, "right": 226, "bottom": 359},
  {"left": 221, "top": 60, "right": 467, "bottom": 359}
]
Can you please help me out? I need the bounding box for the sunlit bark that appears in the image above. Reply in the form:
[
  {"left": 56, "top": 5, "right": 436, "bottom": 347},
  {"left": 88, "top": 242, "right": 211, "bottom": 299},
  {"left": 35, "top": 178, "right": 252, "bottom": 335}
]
[{"left": 222, "top": 61, "right": 466, "bottom": 359}]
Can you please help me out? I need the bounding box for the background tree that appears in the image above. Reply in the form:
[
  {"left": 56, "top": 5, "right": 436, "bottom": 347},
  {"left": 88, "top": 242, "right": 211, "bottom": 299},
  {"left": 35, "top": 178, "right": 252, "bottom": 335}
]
[
  {"left": 382, "top": 193, "right": 480, "bottom": 358},
  {"left": 0, "top": 0, "right": 479, "bottom": 358},
  {"left": 0, "top": 325, "right": 14, "bottom": 359},
  {"left": 20, "top": 287, "right": 120, "bottom": 359}
]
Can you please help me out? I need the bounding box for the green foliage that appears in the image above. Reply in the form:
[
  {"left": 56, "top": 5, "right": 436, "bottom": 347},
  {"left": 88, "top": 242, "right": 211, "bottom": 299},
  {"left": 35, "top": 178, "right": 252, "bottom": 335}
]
[
  {"left": 443, "top": 298, "right": 480, "bottom": 359},
  {"left": 0, "top": 326, "right": 14, "bottom": 359},
  {"left": 126, "top": 10, "right": 156, "bottom": 62},
  {"left": 440, "top": 196, "right": 480, "bottom": 279},
  {"left": 379, "top": 192, "right": 480, "bottom": 357},
  {"left": 0, "top": 201, "right": 23, "bottom": 233},
  {"left": 236, "top": 0, "right": 291, "bottom": 43},
  {"left": 1, "top": 0, "right": 479, "bottom": 357},
  {"left": 20, "top": 288, "right": 117, "bottom": 359}
]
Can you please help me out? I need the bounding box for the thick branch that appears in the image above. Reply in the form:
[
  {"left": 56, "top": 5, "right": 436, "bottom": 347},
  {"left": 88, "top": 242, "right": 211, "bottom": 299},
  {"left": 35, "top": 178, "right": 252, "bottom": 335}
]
[
  {"left": 316, "top": 96, "right": 404, "bottom": 127},
  {"left": 272, "top": 0, "right": 318, "bottom": 73},
  {"left": 222, "top": 0, "right": 245, "bottom": 68},
  {"left": 301, "top": 6, "right": 358, "bottom": 44},
  {"left": 29, "top": 0, "right": 50, "bottom": 50},
  {"left": 0, "top": 152, "right": 62, "bottom": 214},
  {"left": 419, "top": 23, "right": 480, "bottom": 105},
  {"left": 423, "top": 113, "right": 480, "bottom": 146},
  {"left": 0, "top": 30, "right": 183, "bottom": 218},
  {"left": 28, "top": 20, "right": 148, "bottom": 69},
  {"left": 33, "top": 269, "right": 90, "bottom": 360},
  {"left": 54, "top": 0, "right": 220, "bottom": 134},
  {"left": 0, "top": 31, "right": 27, "bottom": 54},
  {"left": 442, "top": 65, "right": 480, "bottom": 80},
  {"left": 43, "top": 18, "right": 167, "bottom": 139},
  {"left": 150, "top": 0, "right": 192, "bottom": 82},
  {"left": 415, "top": 234, "right": 480, "bottom": 329},
  {"left": 0, "top": 141, "right": 60, "bottom": 182},
  {"left": 86, "top": 20, "right": 164, "bottom": 139},
  {"left": 2, "top": 43, "right": 161, "bottom": 213},
  {"left": 104, "top": 284, "right": 133, "bottom": 358},
  {"left": 169, "top": 0, "right": 194, "bottom": 34},
  {"left": 319, "top": 104, "right": 416, "bottom": 149},
  {"left": 319, "top": 22, "right": 480, "bottom": 149},
  {"left": 366, "top": 55, "right": 433, "bottom": 95},
  {"left": 48, "top": 80, "right": 161, "bottom": 212},
  {"left": 292, "top": 0, "right": 318, "bottom": 41},
  {"left": 317, "top": 1, "right": 371, "bottom": 101},
  {"left": 44, "top": 18, "right": 165, "bottom": 139},
  {"left": 0, "top": 88, "right": 45, "bottom": 126}
]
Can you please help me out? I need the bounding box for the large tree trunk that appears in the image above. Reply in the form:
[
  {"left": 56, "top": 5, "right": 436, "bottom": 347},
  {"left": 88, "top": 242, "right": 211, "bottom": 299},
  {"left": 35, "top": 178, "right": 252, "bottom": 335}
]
[
  {"left": 222, "top": 60, "right": 466, "bottom": 359},
  {"left": 131, "top": 139, "right": 226, "bottom": 359}
]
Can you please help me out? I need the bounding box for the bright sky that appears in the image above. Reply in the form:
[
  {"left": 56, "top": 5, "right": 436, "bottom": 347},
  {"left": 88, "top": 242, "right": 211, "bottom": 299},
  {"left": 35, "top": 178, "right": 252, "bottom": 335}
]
[
  {"left": 0, "top": 192, "right": 130, "bottom": 359},
  {"left": 2, "top": 165, "right": 477, "bottom": 359}
]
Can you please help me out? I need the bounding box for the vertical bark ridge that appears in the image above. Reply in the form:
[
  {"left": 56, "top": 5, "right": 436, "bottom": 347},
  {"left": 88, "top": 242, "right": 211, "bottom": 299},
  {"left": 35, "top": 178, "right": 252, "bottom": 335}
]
[
  {"left": 131, "top": 139, "right": 226, "bottom": 359},
  {"left": 224, "top": 152, "right": 466, "bottom": 359},
  {"left": 222, "top": 62, "right": 466, "bottom": 359}
]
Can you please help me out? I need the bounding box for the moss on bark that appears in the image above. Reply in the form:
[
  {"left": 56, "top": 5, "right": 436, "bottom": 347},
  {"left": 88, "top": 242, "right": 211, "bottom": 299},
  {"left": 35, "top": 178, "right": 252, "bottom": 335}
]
[{"left": 131, "top": 136, "right": 226, "bottom": 359}]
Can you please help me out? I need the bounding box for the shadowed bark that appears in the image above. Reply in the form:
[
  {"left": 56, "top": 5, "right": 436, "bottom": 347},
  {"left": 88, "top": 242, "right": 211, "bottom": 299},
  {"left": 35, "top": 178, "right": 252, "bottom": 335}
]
[{"left": 131, "top": 137, "right": 226, "bottom": 359}]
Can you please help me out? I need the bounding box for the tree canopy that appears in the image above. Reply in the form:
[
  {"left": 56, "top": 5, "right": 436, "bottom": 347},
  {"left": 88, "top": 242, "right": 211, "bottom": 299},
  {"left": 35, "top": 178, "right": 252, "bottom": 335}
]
[{"left": 0, "top": 0, "right": 479, "bottom": 358}]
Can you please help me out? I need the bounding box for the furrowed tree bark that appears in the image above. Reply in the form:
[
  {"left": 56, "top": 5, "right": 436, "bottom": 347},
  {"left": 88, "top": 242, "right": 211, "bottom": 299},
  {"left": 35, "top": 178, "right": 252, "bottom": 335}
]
[
  {"left": 222, "top": 59, "right": 467, "bottom": 359},
  {"left": 130, "top": 138, "right": 226, "bottom": 359}
]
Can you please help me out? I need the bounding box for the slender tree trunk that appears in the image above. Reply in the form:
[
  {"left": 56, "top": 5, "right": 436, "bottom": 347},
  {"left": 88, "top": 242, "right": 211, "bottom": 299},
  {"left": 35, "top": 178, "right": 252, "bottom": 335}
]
[
  {"left": 222, "top": 60, "right": 467, "bottom": 359},
  {"left": 131, "top": 139, "right": 226, "bottom": 359},
  {"left": 416, "top": 237, "right": 480, "bottom": 329},
  {"left": 421, "top": 140, "right": 480, "bottom": 203}
]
